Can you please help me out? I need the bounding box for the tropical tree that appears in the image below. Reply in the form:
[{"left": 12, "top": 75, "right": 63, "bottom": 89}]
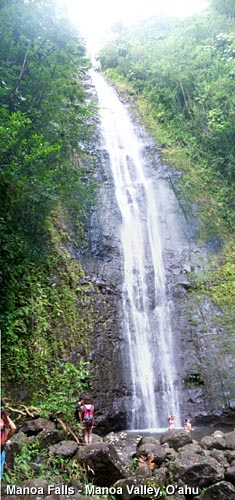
[{"left": 0, "top": 0, "right": 96, "bottom": 390}]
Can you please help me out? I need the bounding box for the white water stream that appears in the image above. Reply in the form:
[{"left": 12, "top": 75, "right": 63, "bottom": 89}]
[{"left": 91, "top": 70, "right": 180, "bottom": 429}]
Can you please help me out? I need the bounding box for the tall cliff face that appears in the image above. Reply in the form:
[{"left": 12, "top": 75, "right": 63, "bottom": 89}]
[
  {"left": 81, "top": 140, "right": 130, "bottom": 433},
  {"left": 82, "top": 85, "right": 235, "bottom": 433}
]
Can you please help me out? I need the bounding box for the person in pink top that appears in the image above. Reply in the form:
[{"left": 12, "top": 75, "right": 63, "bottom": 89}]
[
  {"left": 80, "top": 395, "right": 94, "bottom": 445},
  {"left": 168, "top": 415, "right": 176, "bottom": 430}
]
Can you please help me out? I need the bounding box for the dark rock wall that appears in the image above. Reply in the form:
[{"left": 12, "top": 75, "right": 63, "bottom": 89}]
[
  {"left": 147, "top": 150, "right": 235, "bottom": 426},
  {"left": 80, "top": 138, "right": 131, "bottom": 433},
  {"left": 82, "top": 91, "right": 235, "bottom": 432}
]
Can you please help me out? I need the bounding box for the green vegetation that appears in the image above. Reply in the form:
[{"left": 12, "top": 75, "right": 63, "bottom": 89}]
[
  {"left": 34, "top": 359, "right": 90, "bottom": 419},
  {"left": 2, "top": 212, "right": 95, "bottom": 392},
  {"left": 99, "top": 7, "right": 235, "bottom": 232},
  {"left": 3, "top": 439, "right": 88, "bottom": 484},
  {"left": 99, "top": 4, "right": 235, "bottom": 313},
  {"left": 0, "top": 1, "right": 96, "bottom": 401},
  {"left": 191, "top": 242, "right": 235, "bottom": 336}
]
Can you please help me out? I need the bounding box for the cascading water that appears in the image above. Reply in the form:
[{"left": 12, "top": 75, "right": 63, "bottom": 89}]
[{"left": 91, "top": 69, "right": 180, "bottom": 429}]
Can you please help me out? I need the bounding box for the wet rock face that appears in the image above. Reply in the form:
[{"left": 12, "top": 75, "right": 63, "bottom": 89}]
[
  {"left": 82, "top": 86, "right": 235, "bottom": 432},
  {"left": 81, "top": 143, "right": 131, "bottom": 433}
]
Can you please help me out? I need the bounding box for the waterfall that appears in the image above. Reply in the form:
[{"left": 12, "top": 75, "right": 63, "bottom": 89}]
[{"left": 91, "top": 70, "right": 181, "bottom": 429}]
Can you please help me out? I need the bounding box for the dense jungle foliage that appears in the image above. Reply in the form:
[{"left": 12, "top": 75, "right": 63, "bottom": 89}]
[
  {"left": 0, "top": 0, "right": 96, "bottom": 407},
  {"left": 99, "top": 0, "right": 235, "bottom": 314},
  {"left": 99, "top": 1, "right": 235, "bottom": 234}
]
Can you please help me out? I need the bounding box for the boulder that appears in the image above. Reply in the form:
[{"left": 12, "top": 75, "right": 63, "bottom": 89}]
[
  {"left": 225, "top": 430, "right": 235, "bottom": 450},
  {"left": 91, "top": 433, "right": 103, "bottom": 443},
  {"left": 171, "top": 450, "right": 224, "bottom": 487},
  {"left": 8, "top": 431, "right": 34, "bottom": 445},
  {"left": 160, "top": 430, "right": 192, "bottom": 450},
  {"left": 38, "top": 429, "right": 63, "bottom": 450},
  {"left": 178, "top": 441, "right": 205, "bottom": 455},
  {"left": 160, "top": 443, "right": 177, "bottom": 461},
  {"left": 137, "top": 436, "right": 161, "bottom": 446},
  {"left": 224, "top": 450, "right": 235, "bottom": 463},
  {"left": 113, "top": 476, "right": 164, "bottom": 500},
  {"left": 76, "top": 442, "right": 130, "bottom": 486},
  {"left": 200, "top": 434, "right": 227, "bottom": 450},
  {"left": 2, "top": 482, "right": 102, "bottom": 500},
  {"left": 5, "top": 431, "right": 39, "bottom": 470},
  {"left": 5, "top": 434, "right": 26, "bottom": 470},
  {"left": 105, "top": 431, "right": 142, "bottom": 466},
  {"left": 135, "top": 465, "right": 152, "bottom": 477},
  {"left": 213, "top": 430, "right": 225, "bottom": 438},
  {"left": 210, "top": 448, "right": 229, "bottom": 468},
  {"left": 19, "top": 418, "right": 55, "bottom": 436},
  {"left": 225, "top": 466, "right": 235, "bottom": 485},
  {"left": 49, "top": 440, "right": 78, "bottom": 458},
  {"left": 195, "top": 480, "right": 235, "bottom": 500},
  {"left": 153, "top": 465, "right": 168, "bottom": 484},
  {"left": 21, "top": 479, "right": 50, "bottom": 500},
  {"left": 2, "top": 478, "right": 50, "bottom": 500},
  {"left": 136, "top": 442, "right": 168, "bottom": 465}
]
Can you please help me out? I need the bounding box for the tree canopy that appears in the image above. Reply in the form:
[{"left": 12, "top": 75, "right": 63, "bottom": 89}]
[
  {"left": 0, "top": 0, "right": 94, "bottom": 247},
  {"left": 0, "top": 0, "right": 96, "bottom": 391}
]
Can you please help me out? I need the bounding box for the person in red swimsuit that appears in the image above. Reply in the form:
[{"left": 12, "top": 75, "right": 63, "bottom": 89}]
[{"left": 80, "top": 395, "right": 94, "bottom": 445}]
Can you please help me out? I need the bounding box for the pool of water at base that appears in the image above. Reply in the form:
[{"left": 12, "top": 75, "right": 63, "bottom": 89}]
[{"left": 125, "top": 425, "right": 234, "bottom": 441}]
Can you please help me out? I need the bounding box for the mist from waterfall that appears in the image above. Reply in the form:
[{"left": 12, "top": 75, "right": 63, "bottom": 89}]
[{"left": 91, "top": 70, "right": 180, "bottom": 429}]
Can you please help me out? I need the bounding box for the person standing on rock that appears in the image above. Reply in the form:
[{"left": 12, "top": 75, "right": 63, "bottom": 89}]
[
  {"left": 81, "top": 395, "right": 94, "bottom": 445},
  {"left": 75, "top": 394, "right": 85, "bottom": 424},
  {"left": 0, "top": 398, "right": 16, "bottom": 479},
  {"left": 168, "top": 415, "right": 176, "bottom": 430},
  {"left": 183, "top": 418, "right": 194, "bottom": 433}
]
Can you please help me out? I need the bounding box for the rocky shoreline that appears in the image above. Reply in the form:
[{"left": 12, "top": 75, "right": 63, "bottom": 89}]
[{"left": 2, "top": 418, "right": 235, "bottom": 500}]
